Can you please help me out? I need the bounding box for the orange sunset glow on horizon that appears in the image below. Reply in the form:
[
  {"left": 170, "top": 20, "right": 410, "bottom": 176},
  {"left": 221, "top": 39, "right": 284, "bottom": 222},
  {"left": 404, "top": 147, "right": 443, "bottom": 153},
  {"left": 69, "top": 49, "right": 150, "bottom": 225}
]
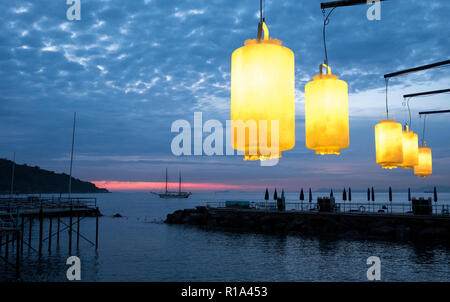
[{"left": 92, "top": 181, "right": 267, "bottom": 192}]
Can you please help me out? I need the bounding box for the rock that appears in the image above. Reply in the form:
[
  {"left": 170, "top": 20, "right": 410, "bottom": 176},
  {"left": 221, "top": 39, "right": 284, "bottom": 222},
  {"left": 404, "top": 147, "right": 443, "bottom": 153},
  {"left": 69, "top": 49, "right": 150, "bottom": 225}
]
[{"left": 112, "top": 213, "right": 123, "bottom": 218}]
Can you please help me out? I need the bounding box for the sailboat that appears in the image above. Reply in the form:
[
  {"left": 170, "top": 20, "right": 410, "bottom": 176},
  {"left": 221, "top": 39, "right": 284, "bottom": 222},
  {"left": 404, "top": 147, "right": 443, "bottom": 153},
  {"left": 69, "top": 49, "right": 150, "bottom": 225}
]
[{"left": 151, "top": 168, "right": 192, "bottom": 199}]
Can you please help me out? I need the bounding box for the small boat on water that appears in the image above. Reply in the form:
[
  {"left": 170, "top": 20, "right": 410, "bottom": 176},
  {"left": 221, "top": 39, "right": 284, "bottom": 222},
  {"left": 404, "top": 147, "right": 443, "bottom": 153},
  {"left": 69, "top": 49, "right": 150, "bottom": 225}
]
[{"left": 151, "top": 168, "right": 192, "bottom": 199}]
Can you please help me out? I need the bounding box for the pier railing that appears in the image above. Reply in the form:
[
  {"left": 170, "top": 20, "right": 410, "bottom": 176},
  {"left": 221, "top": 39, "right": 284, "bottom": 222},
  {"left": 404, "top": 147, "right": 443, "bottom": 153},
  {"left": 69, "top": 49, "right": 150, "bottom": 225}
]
[
  {"left": 0, "top": 196, "right": 97, "bottom": 216},
  {"left": 206, "top": 200, "right": 450, "bottom": 216}
]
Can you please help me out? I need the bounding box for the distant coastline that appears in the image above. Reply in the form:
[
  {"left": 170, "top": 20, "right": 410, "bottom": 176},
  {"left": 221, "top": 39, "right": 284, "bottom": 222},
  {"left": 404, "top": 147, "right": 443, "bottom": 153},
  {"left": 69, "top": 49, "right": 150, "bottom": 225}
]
[{"left": 0, "top": 158, "right": 109, "bottom": 194}]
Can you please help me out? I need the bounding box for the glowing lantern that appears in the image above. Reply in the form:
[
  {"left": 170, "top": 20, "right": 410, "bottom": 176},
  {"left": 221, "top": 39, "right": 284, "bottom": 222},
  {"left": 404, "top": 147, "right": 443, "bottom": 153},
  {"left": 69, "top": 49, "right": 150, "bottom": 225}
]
[
  {"left": 231, "top": 22, "right": 295, "bottom": 160},
  {"left": 305, "top": 64, "right": 349, "bottom": 155},
  {"left": 400, "top": 125, "right": 419, "bottom": 169},
  {"left": 414, "top": 145, "right": 432, "bottom": 177},
  {"left": 375, "top": 120, "right": 403, "bottom": 169}
]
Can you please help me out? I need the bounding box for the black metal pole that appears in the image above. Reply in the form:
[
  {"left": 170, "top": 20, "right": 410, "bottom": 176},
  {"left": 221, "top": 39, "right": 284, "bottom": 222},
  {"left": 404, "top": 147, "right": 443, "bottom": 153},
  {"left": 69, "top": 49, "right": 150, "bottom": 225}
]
[
  {"left": 404, "top": 88, "right": 450, "bottom": 98},
  {"left": 321, "top": 0, "right": 386, "bottom": 9},
  {"left": 419, "top": 110, "right": 450, "bottom": 115},
  {"left": 384, "top": 60, "right": 450, "bottom": 79}
]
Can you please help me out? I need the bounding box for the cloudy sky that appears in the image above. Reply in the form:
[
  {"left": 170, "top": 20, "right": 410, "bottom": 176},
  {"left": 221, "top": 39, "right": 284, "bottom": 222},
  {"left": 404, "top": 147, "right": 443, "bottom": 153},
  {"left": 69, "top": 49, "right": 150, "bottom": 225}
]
[{"left": 0, "top": 0, "right": 449, "bottom": 192}]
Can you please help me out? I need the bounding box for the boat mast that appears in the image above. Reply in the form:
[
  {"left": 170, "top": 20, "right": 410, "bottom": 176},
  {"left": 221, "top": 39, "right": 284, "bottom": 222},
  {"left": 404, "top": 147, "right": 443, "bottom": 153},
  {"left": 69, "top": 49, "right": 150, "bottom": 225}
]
[
  {"left": 165, "top": 168, "right": 168, "bottom": 193},
  {"left": 10, "top": 152, "right": 15, "bottom": 197},
  {"left": 68, "top": 112, "right": 76, "bottom": 200},
  {"left": 179, "top": 171, "right": 181, "bottom": 194}
]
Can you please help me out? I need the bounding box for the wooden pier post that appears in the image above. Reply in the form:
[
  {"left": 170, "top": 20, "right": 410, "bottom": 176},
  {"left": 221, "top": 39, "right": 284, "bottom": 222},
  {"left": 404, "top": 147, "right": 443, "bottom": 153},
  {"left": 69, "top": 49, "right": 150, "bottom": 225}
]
[
  {"left": 5, "top": 234, "right": 9, "bottom": 259},
  {"left": 16, "top": 230, "right": 20, "bottom": 280},
  {"left": 57, "top": 215, "right": 60, "bottom": 245},
  {"left": 21, "top": 216, "right": 24, "bottom": 254},
  {"left": 48, "top": 217, "right": 53, "bottom": 251},
  {"left": 28, "top": 217, "right": 33, "bottom": 248},
  {"left": 69, "top": 206, "right": 73, "bottom": 254},
  {"left": 95, "top": 207, "right": 99, "bottom": 250},
  {"left": 39, "top": 205, "right": 43, "bottom": 257},
  {"left": 76, "top": 214, "right": 80, "bottom": 249}
]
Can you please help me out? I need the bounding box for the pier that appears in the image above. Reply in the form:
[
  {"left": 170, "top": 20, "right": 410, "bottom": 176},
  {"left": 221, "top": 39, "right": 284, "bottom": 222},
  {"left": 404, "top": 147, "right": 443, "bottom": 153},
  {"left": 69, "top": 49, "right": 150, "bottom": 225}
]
[{"left": 0, "top": 196, "right": 101, "bottom": 280}]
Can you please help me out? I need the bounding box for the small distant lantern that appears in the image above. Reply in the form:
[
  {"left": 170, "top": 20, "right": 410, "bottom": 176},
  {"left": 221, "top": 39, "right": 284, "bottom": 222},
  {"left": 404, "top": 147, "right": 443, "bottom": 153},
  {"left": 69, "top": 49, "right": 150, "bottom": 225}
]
[
  {"left": 375, "top": 120, "right": 403, "bottom": 169},
  {"left": 414, "top": 145, "right": 432, "bottom": 177},
  {"left": 305, "top": 64, "right": 349, "bottom": 155},
  {"left": 231, "top": 22, "right": 295, "bottom": 161},
  {"left": 400, "top": 125, "right": 419, "bottom": 169}
]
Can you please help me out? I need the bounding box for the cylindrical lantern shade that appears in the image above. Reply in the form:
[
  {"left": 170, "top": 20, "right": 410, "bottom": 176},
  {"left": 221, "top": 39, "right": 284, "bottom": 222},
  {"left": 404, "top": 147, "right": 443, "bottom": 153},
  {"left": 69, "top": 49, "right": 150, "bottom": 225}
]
[
  {"left": 414, "top": 146, "right": 432, "bottom": 177},
  {"left": 375, "top": 120, "right": 403, "bottom": 169},
  {"left": 305, "top": 65, "right": 349, "bottom": 155},
  {"left": 400, "top": 127, "right": 419, "bottom": 169},
  {"left": 231, "top": 29, "right": 295, "bottom": 160}
]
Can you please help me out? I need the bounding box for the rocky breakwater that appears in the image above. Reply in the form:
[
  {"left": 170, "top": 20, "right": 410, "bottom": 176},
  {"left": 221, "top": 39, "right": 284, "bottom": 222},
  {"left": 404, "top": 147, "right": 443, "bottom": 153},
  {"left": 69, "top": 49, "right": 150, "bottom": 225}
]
[{"left": 165, "top": 206, "right": 450, "bottom": 242}]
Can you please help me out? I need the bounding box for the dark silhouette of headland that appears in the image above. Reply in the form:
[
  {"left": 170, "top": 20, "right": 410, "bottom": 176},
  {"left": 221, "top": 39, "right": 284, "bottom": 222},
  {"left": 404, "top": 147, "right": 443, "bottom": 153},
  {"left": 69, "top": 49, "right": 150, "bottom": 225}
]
[{"left": 0, "top": 158, "right": 108, "bottom": 194}]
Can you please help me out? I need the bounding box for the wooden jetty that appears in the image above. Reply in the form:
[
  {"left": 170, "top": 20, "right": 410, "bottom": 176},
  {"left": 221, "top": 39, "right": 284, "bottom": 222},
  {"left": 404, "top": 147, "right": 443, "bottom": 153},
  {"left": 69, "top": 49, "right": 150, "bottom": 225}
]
[{"left": 0, "top": 196, "right": 101, "bottom": 280}]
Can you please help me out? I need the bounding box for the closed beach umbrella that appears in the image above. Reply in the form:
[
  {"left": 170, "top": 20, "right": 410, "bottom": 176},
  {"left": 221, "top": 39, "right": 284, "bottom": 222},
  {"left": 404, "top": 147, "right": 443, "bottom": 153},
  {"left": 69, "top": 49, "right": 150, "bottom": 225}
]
[
  {"left": 264, "top": 188, "right": 269, "bottom": 200},
  {"left": 367, "top": 188, "right": 370, "bottom": 201},
  {"left": 273, "top": 188, "right": 278, "bottom": 200},
  {"left": 330, "top": 189, "right": 334, "bottom": 198},
  {"left": 309, "top": 188, "right": 312, "bottom": 203},
  {"left": 281, "top": 189, "right": 285, "bottom": 200},
  {"left": 342, "top": 188, "right": 347, "bottom": 201},
  {"left": 408, "top": 188, "right": 411, "bottom": 201},
  {"left": 300, "top": 188, "right": 304, "bottom": 201},
  {"left": 434, "top": 186, "right": 438, "bottom": 202},
  {"left": 371, "top": 187, "right": 375, "bottom": 202},
  {"left": 389, "top": 186, "right": 392, "bottom": 202},
  {"left": 348, "top": 187, "right": 352, "bottom": 201}
]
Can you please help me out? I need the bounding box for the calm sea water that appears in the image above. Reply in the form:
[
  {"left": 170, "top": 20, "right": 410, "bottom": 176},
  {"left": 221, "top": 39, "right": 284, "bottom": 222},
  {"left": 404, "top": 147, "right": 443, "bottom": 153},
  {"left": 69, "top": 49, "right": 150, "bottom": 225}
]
[{"left": 1, "top": 191, "right": 449, "bottom": 282}]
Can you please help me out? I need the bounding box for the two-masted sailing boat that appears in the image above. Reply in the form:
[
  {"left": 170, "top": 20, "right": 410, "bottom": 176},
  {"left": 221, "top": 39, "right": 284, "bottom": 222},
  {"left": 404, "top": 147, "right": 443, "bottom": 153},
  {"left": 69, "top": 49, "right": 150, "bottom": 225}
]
[{"left": 151, "top": 168, "right": 192, "bottom": 199}]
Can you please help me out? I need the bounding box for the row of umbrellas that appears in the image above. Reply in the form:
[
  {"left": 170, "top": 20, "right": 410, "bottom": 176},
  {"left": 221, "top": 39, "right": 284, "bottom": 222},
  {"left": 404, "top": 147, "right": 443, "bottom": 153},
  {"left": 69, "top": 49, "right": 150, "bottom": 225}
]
[{"left": 264, "top": 187, "right": 438, "bottom": 202}]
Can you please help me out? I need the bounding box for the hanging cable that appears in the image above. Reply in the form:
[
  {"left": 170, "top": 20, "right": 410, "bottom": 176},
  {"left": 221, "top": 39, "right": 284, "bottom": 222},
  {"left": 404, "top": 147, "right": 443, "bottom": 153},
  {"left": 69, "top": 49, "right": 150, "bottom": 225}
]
[
  {"left": 421, "top": 114, "right": 427, "bottom": 146},
  {"left": 385, "top": 78, "right": 389, "bottom": 119},
  {"left": 322, "top": 7, "right": 336, "bottom": 66},
  {"left": 257, "top": 0, "right": 265, "bottom": 40},
  {"left": 260, "top": 0, "right": 263, "bottom": 23},
  {"left": 406, "top": 97, "right": 412, "bottom": 130}
]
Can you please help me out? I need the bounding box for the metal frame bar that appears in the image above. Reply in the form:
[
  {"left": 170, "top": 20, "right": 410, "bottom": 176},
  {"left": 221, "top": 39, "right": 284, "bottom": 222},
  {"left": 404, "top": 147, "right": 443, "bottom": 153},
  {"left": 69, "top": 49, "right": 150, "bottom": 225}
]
[
  {"left": 321, "top": 0, "right": 386, "bottom": 9},
  {"left": 419, "top": 110, "right": 450, "bottom": 115},
  {"left": 404, "top": 89, "right": 450, "bottom": 98},
  {"left": 384, "top": 60, "right": 450, "bottom": 79}
]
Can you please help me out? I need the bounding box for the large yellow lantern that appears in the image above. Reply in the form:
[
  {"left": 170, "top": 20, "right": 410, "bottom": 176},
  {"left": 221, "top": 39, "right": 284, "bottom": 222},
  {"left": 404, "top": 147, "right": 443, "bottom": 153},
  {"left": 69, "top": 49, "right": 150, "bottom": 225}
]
[
  {"left": 375, "top": 120, "right": 403, "bottom": 169},
  {"left": 231, "top": 22, "right": 295, "bottom": 161},
  {"left": 414, "top": 145, "right": 432, "bottom": 177},
  {"left": 305, "top": 64, "right": 349, "bottom": 155},
  {"left": 400, "top": 125, "right": 419, "bottom": 169}
]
